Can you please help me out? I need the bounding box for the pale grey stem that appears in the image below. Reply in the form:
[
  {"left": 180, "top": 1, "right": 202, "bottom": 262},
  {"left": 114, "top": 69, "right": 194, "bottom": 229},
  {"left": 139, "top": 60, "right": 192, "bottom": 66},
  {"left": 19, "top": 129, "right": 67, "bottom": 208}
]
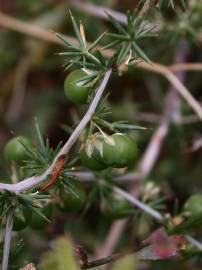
[
  {"left": 0, "top": 69, "right": 112, "bottom": 193},
  {"left": 165, "top": 71, "right": 202, "bottom": 120},
  {"left": 137, "top": 120, "right": 169, "bottom": 179},
  {"left": 185, "top": 235, "right": 202, "bottom": 251},
  {"left": 66, "top": 171, "right": 141, "bottom": 182},
  {"left": 0, "top": 171, "right": 141, "bottom": 192},
  {"left": 70, "top": 0, "right": 127, "bottom": 24},
  {"left": 2, "top": 208, "right": 14, "bottom": 270},
  {"left": 113, "top": 185, "right": 164, "bottom": 222}
]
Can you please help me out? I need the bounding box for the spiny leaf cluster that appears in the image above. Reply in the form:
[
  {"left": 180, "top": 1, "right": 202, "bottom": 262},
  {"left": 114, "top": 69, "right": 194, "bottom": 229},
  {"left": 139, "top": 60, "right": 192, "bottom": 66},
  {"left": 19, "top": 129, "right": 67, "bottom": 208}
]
[{"left": 57, "top": 10, "right": 155, "bottom": 79}]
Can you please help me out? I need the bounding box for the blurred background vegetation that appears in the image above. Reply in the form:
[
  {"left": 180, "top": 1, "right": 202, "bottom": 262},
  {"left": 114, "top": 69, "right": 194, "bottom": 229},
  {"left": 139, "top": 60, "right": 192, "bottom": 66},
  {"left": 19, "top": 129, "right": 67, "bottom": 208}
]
[{"left": 0, "top": 0, "right": 202, "bottom": 269}]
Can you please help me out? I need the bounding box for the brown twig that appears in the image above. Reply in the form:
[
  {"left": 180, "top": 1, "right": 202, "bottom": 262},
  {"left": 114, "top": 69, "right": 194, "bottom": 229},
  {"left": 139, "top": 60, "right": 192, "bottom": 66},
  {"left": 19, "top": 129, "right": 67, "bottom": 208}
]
[
  {"left": 0, "top": 12, "right": 78, "bottom": 46},
  {"left": 83, "top": 242, "right": 147, "bottom": 269},
  {"left": 169, "top": 63, "right": 202, "bottom": 72},
  {"left": 40, "top": 154, "right": 66, "bottom": 191}
]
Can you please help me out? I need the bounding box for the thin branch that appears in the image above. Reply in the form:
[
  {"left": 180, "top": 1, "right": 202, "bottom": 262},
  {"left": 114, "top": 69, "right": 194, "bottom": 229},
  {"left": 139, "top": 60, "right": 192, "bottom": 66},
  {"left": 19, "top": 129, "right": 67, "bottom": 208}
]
[
  {"left": 113, "top": 185, "right": 163, "bottom": 222},
  {"left": 85, "top": 242, "right": 147, "bottom": 269},
  {"left": 2, "top": 208, "right": 14, "bottom": 270},
  {"left": 0, "top": 12, "right": 75, "bottom": 47},
  {"left": 137, "top": 62, "right": 202, "bottom": 120},
  {"left": 137, "top": 120, "right": 169, "bottom": 179},
  {"left": 185, "top": 235, "right": 202, "bottom": 251},
  {"left": 180, "top": 115, "right": 201, "bottom": 124},
  {"left": 169, "top": 63, "right": 202, "bottom": 72},
  {"left": 94, "top": 218, "right": 128, "bottom": 260},
  {"left": 0, "top": 69, "right": 112, "bottom": 193},
  {"left": 65, "top": 171, "right": 141, "bottom": 182},
  {"left": 69, "top": 0, "right": 127, "bottom": 25},
  {"left": 135, "top": 112, "right": 201, "bottom": 125}
]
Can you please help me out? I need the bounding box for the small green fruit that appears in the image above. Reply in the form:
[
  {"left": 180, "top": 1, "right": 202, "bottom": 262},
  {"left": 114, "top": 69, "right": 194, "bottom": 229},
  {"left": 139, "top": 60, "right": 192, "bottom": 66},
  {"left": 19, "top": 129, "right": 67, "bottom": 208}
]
[
  {"left": 80, "top": 147, "right": 107, "bottom": 171},
  {"left": 4, "top": 136, "right": 32, "bottom": 164},
  {"left": 184, "top": 194, "right": 202, "bottom": 216},
  {"left": 64, "top": 70, "right": 91, "bottom": 104},
  {"left": 103, "top": 133, "right": 138, "bottom": 168}
]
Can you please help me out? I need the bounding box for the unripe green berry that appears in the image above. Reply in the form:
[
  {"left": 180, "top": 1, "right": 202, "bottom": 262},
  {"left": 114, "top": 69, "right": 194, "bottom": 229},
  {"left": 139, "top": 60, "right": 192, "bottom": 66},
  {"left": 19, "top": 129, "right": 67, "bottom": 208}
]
[
  {"left": 64, "top": 70, "right": 91, "bottom": 104},
  {"left": 4, "top": 136, "right": 32, "bottom": 164}
]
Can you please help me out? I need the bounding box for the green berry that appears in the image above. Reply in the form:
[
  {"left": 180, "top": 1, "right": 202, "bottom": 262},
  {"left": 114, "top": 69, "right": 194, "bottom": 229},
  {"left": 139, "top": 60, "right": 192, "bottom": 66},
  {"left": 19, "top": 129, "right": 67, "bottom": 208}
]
[
  {"left": 64, "top": 70, "right": 91, "bottom": 104},
  {"left": 103, "top": 133, "right": 138, "bottom": 168},
  {"left": 4, "top": 136, "right": 32, "bottom": 164},
  {"left": 80, "top": 146, "right": 107, "bottom": 171},
  {"left": 184, "top": 194, "right": 202, "bottom": 216}
]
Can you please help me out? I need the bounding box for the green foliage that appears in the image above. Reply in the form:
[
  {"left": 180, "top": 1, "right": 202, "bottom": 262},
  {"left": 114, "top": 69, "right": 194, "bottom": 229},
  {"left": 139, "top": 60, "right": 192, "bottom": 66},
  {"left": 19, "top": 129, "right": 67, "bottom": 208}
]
[
  {"left": 58, "top": 180, "right": 87, "bottom": 212},
  {"left": 0, "top": 191, "right": 50, "bottom": 231},
  {"left": 183, "top": 194, "right": 202, "bottom": 216},
  {"left": 1, "top": 0, "right": 202, "bottom": 269},
  {"left": 106, "top": 10, "right": 155, "bottom": 64},
  {"left": 57, "top": 12, "right": 107, "bottom": 75},
  {"left": 29, "top": 204, "right": 53, "bottom": 230},
  {"left": 41, "top": 237, "right": 80, "bottom": 270}
]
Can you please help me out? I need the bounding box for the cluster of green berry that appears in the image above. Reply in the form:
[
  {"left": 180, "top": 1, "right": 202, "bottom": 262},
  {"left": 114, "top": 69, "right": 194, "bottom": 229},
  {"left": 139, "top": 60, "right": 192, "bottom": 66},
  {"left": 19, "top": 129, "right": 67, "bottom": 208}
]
[
  {"left": 80, "top": 133, "right": 137, "bottom": 171},
  {"left": 64, "top": 69, "right": 138, "bottom": 171}
]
